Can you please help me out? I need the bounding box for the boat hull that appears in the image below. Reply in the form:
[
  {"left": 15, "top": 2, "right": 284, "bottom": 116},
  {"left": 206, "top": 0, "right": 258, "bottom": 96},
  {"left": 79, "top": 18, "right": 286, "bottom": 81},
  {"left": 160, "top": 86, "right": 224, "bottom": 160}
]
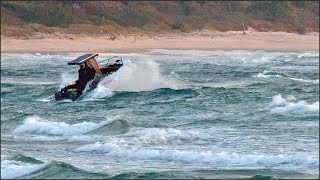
[{"left": 55, "top": 62, "right": 123, "bottom": 101}]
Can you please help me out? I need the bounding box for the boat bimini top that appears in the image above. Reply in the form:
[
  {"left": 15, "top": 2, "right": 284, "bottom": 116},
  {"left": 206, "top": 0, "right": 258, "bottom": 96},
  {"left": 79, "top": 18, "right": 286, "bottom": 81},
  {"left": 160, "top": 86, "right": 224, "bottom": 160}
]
[
  {"left": 67, "top": 53, "right": 123, "bottom": 75},
  {"left": 68, "top": 53, "right": 101, "bottom": 73}
]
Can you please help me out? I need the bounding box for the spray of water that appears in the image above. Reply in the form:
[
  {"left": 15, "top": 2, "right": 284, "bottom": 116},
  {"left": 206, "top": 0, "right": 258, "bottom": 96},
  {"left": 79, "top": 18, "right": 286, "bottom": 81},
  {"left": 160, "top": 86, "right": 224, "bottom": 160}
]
[{"left": 99, "top": 60, "right": 178, "bottom": 92}]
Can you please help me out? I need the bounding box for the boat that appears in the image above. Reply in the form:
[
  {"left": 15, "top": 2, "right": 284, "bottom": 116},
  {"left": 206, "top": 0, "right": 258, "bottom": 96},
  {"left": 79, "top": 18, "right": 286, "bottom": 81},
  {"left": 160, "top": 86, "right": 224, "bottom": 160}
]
[{"left": 54, "top": 53, "right": 123, "bottom": 101}]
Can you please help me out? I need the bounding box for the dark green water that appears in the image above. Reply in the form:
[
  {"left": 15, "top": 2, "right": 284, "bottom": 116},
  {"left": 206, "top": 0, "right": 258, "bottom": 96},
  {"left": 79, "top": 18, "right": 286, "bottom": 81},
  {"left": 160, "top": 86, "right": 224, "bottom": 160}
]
[{"left": 1, "top": 50, "right": 319, "bottom": 179}]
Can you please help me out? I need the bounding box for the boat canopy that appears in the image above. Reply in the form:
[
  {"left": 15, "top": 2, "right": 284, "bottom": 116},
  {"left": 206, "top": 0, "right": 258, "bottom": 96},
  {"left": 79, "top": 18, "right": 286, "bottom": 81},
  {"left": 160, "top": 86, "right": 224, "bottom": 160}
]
[
  {"left": 68, "top": 53, "right": 101, "bottom": 74},
  {"left": 67, "top": 53, "right": 99, "bottom": 65}
]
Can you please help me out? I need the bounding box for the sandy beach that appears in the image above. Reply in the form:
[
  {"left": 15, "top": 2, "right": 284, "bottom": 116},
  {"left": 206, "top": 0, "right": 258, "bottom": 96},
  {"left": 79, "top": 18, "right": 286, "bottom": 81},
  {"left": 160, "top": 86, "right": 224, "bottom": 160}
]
[{"left": 1, "top": 31, "right": 319, "bottom": 54}]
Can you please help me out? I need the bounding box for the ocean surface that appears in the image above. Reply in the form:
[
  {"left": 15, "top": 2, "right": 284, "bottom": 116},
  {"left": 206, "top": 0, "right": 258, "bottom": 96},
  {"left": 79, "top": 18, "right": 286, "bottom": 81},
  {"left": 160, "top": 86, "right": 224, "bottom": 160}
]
[{"left": 1, "top": 50, "right": 319, "bottom": 179}]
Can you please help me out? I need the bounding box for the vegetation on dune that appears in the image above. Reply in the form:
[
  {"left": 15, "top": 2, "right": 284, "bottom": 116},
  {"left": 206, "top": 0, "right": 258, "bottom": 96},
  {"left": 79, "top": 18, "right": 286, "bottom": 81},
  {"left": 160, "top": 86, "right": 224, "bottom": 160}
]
[{"left": 1, "top": 1, "right": 319, "bottom": 37}]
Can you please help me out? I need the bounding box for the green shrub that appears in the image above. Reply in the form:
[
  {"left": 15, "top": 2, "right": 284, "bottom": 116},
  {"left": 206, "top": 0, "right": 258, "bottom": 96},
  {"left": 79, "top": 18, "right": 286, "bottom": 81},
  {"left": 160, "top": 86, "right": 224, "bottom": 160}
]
[
  {"left": 111, "top": 3, "right": 152, "bottom": 28},
  {"left": 171, "top": 19, "right": 184, "bottom": 30},
  {"left": 1, "top": 1, "right": 17, "bottom": 11},
  {"left": 246, "top": 1, "right": 294, "bottom": 22},
  {"left": 181, "top": 2, "right": 192, "bottom": 16},
  {"left": 185, "top": 16, "right": 206, "bottom": 30},
  {"left": 22, "top": 11, "right": 36, "bottom": 22},
  {"left": 31, "top": 1, "right": 74, "bottom": 27}
]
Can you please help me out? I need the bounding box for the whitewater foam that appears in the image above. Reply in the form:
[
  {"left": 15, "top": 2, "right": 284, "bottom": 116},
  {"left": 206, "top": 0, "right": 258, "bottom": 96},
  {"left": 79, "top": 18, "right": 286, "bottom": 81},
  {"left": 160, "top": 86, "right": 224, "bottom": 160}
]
[
  {"left": 82, "top": 84, "right": 114, "bottom": 101},
  {"left": 59, "top": 73, "right": 77, "bottom": 89},
  {"left": 1, "top": 158, "right": 48, "bottom": 179},
  {"left": 297, "top": 52, "right": 319, "bottom": 58},
  {"left": 74, "top": 142, "right": 318, "bottom": 171},
  {"left": 96, "top": 60, "right": 178, "bottom": 92},
  {"left": 253, "top": 71, "right": 282, "bottom": 78},
  {"left": 13, "top": 116, "right": 113, "bottom": 136},
  {"left": 253, "top": 71, "right": 319, "bottom": 84},
  {"left": 290, "top": 78, "right": 319, "bottom": 84},
  {"left": 37, "top": 95, "right": 55, "bottom": 102},
  {"left": 150, "top": 49, "right": 224, "bottom": 57},
  {"left": 133, "top": 128, "right": 204, "bottom": 144},
  {"left": 269, "top": 94, "right": 319, "bottom": 115}
]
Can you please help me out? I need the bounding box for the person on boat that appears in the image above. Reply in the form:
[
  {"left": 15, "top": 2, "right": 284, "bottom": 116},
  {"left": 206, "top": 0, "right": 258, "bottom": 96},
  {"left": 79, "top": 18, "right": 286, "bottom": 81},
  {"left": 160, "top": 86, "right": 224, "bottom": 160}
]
[
  {"left": 86, "top": 62, "right": 96, "bottom": 81},
  {"left": 60, "top": 62, "right": 94, "bottom": 97}
]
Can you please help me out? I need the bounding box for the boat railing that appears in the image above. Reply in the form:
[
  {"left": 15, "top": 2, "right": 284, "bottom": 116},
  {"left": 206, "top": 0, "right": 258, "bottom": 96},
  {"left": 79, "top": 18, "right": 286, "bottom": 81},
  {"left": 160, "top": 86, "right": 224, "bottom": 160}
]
[{"left": 98, "top": 56, "right": 123, "bottom": 67}]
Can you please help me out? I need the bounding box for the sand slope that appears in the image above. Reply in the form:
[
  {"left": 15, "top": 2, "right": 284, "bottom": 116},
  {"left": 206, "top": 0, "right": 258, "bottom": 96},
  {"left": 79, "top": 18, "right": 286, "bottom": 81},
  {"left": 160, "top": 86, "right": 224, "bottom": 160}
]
[{"left": 1, "top": 31, "right": 319, "bottom": 54}]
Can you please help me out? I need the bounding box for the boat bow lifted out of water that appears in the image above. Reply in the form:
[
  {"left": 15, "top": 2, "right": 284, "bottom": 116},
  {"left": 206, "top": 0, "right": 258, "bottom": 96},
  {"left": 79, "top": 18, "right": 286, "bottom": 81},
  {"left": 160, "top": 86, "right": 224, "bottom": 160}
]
[{"left": 55, "top": 53, "right": 123, "bottom": 101}]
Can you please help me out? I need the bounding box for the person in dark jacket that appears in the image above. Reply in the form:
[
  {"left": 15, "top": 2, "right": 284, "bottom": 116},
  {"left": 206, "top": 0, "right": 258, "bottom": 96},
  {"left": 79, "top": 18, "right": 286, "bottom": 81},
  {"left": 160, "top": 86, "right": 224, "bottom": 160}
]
[
  {"left": 61, "top": 62, "right": 94, "bottom": 98},
  {"left": 86, "top": 63, "right": 96, "bottom": 81}
]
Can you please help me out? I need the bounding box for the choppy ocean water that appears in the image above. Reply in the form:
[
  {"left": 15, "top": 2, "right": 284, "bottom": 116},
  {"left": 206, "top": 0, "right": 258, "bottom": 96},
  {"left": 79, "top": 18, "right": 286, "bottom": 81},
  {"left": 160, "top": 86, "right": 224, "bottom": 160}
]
[{"left": 1, "top": 50, "right": 319, "bottom": 179}]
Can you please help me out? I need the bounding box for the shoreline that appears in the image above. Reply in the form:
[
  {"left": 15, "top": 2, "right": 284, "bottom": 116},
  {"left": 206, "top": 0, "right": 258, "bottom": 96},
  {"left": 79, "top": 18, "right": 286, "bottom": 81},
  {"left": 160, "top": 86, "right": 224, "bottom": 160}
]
[{"left": 1, "top": 31, "right": 319, "bottom": 54}]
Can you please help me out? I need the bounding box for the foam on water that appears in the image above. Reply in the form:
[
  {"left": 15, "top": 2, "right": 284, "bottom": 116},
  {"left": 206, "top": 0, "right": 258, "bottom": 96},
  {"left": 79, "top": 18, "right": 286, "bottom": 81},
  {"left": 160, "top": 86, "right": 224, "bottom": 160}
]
[
  {"left": 273, "top": 65, "right": 319, "bottom": 72},
  {"left": 189, "top": 80, "right": 265, "bottom": 89},
  {"left": 96, "top": 60, "right": 178, "bottom": 92},
  {"left": 269, "top": 94, "right": 296, "bottom": 106},
  {"left": 269, "top": 94, "right": 319, "bottom": 115},
  {"left": 1, "top": 53, "right": 75, "bottom": 67},
  {"left": 13, "top": 116, "right": 113, "bottom": 136},
  {"left": 37, "top": 95, "right": 55, "bottom": 102},
  {"left": 151, "top": 49, "right": 225, "bottom": 57},
  {"left": 1, "top": 78, "right": 58, "bottom": 86},
  {"left": 2, "top": 51, "right": 319, "bottom": 178},
  {"left": 82, "top": 84, "right": 114, "bottom": 101},
  {"left": 1, "top": 155, "right": 13, "bottom": 161},
  {"left": 253, "top": 71, "right": 282, "bottom": 78},
  {"left": 297, "top": 52, "right": 319, "bottom": 58},
  {"left": 289, "top": 78, "right": 319, "bottom": 84},
  {"left": 10, "top": 133, "right": 108, "bottom": 142},
  {"left": 151, "top": 49, "right": 285, "bottom": 66},
  {"left": 98, "top": 53, "right": 148, "bottom": 57},
  {"left": 74, "top": 141, "right": 318, "bottom": 172},
  {"left": 253, "top": 71, "right": 318, "bottom": 84},
  {"left": 1, "top": 158, "right": 48, "bottom": 179},
  {"left": 133, "top": 128, "right": 203, "bottom": 144},
  {"left": 59, "top": 73, "right": 77, "bottom": 89}
]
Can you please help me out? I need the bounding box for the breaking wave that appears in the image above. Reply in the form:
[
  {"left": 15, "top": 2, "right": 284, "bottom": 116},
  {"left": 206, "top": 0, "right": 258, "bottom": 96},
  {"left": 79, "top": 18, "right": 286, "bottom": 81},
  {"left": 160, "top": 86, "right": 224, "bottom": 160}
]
[
  {"left": 13, "top": 116, "right": 113, "bottom": 136},
  {"left": 297, "top": 52, "right": 319, "bottom": 58},
  {"left": 2, "top": 154, "right": 316, "bottom": 179},
  {"left": 1, "top": 154, "right": 109, "bottom": 179},
  {"left": 99, "top": 60, "right": 178, "bottom": 92},
  {"left": 74, "top": 141, "right": 318, "bottom": 172},
  {"left": 289, "top": 78, "right": 319, "bottom": 84},
  {"left": 253, "top": 71, "right": 319, "bottom": 84},
  {"left": 253, "top": 71, "right": 282, "bottom": 78},
  {"left": 1, "top": 155, "right": 47, "bottom": 179},
  {"left": 269, "top": 94, "right": 319, "bottom": 115}
]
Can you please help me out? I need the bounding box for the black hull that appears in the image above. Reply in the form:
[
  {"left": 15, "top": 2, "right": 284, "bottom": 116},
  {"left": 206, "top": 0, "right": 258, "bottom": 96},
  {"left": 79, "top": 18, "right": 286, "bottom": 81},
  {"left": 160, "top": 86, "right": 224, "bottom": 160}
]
[
  {"left": 55, "top": 89, "right": 79, "bottom": 101},
  {"left": 100, "top": 64, "right": 122, "bottom": 75},
  {"left": 55, "top": 62, "right": 123, "bottom": 101}
]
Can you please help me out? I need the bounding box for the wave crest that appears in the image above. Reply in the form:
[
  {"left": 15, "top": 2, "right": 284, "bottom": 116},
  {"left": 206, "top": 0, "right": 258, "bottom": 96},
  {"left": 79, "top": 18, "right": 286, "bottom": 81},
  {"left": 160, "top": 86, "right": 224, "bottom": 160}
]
[
  {"left": 269, "top": 94, "right": 319, "bottom": 115},
  {"left": 74, "top": 141, "right": 318, "bottom": 171},
  {"left": 13, "top": 116, "right": 113, "bottom": 136}
]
